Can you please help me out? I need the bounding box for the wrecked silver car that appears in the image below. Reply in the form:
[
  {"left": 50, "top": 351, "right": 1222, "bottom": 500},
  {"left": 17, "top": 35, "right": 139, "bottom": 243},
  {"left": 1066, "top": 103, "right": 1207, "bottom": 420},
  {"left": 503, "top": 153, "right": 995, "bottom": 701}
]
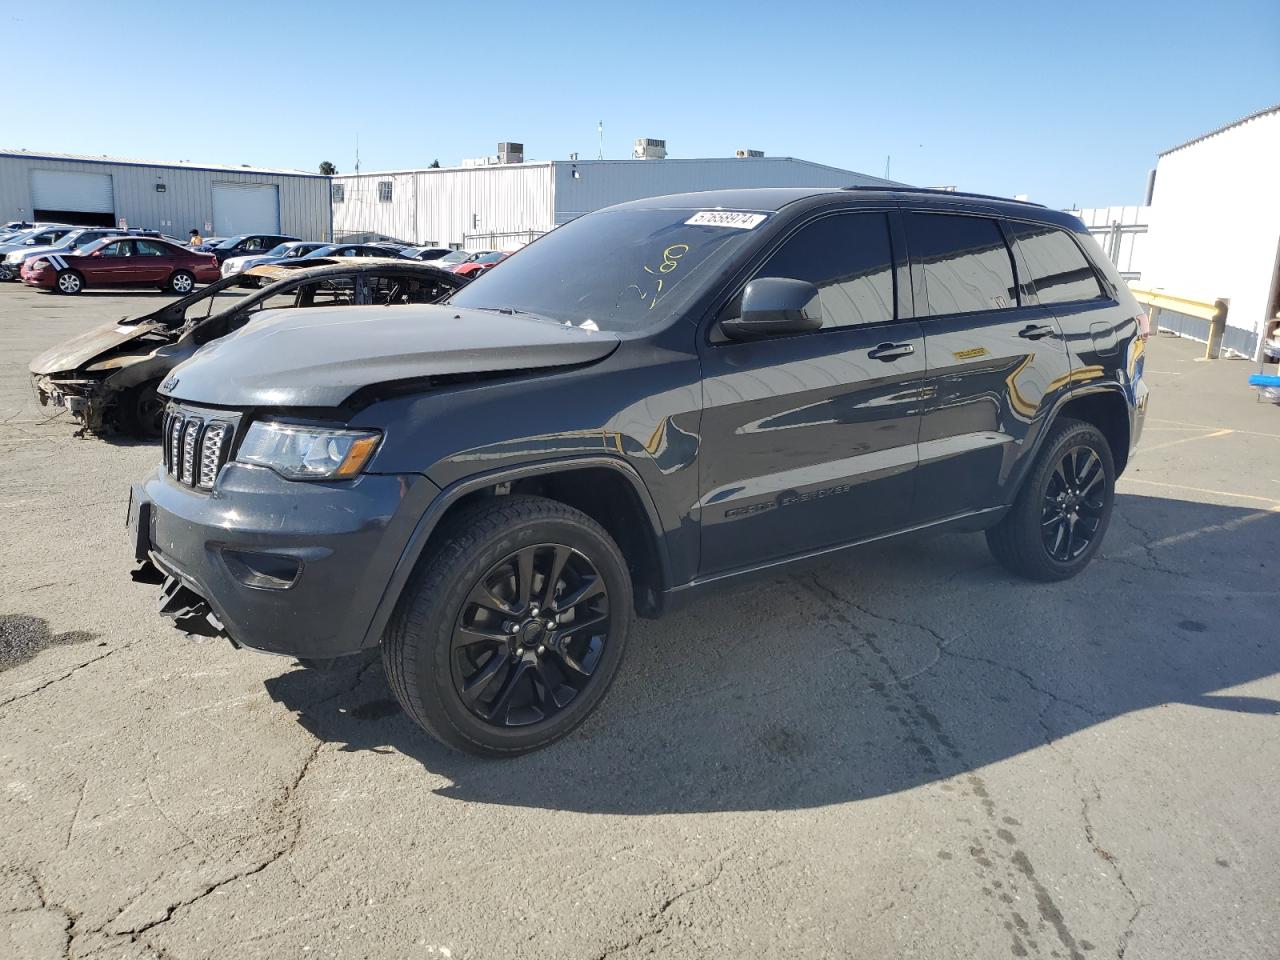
[{"left": 29, "top": 259, "right": 467, "bottom": 437}]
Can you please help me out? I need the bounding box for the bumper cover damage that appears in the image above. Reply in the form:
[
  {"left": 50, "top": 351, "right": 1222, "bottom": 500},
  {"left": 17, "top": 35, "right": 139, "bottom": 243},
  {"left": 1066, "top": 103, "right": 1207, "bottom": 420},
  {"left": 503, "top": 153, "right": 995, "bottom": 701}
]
[{"left": 128, "top": 465, "right": 439, "bottom": 659}]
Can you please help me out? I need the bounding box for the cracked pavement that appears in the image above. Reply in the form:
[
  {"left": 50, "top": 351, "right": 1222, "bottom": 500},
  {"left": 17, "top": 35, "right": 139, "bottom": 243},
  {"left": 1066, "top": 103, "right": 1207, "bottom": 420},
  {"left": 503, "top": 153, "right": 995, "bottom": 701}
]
[{"left": 1, "top": 286, "right": 1278, "bottom": 959}]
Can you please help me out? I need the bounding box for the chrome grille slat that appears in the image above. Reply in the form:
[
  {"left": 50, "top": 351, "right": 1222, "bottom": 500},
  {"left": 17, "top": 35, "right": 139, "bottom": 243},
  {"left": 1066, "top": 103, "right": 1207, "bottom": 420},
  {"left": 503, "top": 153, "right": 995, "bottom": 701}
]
[
  {"left": 198, "top": 422, "right": 228, "bottom": 488},
  {"left": 180, "top": 418, "right": 203, "bottom": 484},
  {"left": 165, "top": 406, "right": 235, "bottom": 490}
]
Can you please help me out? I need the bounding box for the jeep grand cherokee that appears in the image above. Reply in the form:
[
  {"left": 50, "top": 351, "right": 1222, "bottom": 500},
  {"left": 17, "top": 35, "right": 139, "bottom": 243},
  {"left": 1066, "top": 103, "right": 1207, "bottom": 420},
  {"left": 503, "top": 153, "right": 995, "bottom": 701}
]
[{"left": 127, "top": 186, "right": 1148, "bottom": 756}]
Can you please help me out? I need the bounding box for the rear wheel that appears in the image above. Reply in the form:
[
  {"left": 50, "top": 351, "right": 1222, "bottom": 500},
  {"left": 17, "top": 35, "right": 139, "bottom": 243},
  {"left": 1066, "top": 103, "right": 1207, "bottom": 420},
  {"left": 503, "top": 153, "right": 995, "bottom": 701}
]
[
  {"left": 986, "top": 418, "right": 1115, "bottom": 581},
  {"left": 55, "top": 270, "right": 83, "bottom": 295},
  {"left": 167, "top": 270, "right": 195, "bottom": 294},
  {"left": 383, "top": 495, "right": 632, "bottom": 757}
]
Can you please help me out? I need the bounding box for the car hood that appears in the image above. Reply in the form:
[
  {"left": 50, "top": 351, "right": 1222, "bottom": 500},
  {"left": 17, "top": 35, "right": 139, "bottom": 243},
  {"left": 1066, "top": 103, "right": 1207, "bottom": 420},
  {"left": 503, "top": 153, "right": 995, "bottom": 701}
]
[
  {"left": 162, "top": 304, "right": 621, "bottom": 407},
  {"left": 29, "top": 320, "right": 169, "bottom": 375}
]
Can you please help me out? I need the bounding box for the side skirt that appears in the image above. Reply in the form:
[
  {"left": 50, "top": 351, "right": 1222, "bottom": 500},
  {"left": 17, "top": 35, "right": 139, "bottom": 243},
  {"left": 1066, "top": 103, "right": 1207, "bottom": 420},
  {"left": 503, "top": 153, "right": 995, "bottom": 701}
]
[{"left": 657, "top": 505, "right": 1008, "bottom": 615}]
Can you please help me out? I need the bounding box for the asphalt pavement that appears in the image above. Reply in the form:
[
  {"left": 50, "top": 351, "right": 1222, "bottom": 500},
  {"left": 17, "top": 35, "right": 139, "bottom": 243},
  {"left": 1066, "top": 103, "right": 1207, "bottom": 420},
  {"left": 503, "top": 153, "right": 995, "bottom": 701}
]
[{"left": 1, "top": 283, "right": 1277, "bottom": 959}]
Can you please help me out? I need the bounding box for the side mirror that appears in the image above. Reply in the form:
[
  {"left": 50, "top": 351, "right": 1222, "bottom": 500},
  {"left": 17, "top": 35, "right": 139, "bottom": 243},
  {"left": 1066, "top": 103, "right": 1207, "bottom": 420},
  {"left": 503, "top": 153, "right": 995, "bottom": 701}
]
[{"left": 720, "top": 277, "right": 823, "bottom": 341}]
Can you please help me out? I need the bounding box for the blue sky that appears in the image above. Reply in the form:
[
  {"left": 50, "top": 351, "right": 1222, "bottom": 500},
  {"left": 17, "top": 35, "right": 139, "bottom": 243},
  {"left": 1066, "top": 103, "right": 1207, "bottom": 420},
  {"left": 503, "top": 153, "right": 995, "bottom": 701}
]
[{"left": 5, "top": 0, "right": 1277, "bottom": 208}]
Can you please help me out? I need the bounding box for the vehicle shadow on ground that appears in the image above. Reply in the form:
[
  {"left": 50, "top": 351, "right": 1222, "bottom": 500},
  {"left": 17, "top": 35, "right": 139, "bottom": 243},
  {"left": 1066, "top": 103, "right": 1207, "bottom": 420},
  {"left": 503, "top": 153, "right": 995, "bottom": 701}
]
[{"left": 264, "top": 493, "right": 1280, "bottom": 813}]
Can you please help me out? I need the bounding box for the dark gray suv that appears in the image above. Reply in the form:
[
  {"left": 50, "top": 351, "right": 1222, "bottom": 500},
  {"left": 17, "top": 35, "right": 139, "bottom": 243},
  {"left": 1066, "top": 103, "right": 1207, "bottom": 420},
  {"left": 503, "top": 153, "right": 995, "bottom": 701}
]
[{"left": 128, "top": 186, "right": 1149, "bottom": 756}]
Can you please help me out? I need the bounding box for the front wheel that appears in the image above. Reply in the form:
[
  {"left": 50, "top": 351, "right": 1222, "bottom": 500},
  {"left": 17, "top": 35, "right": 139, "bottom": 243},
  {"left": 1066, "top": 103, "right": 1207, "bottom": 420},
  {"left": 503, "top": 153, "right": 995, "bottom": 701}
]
[
  {"left": 118, "top": 380, "right": 165, "bottom": 438},
  {"left": 986, "top": 418, "right": 1115, "bottom": 581},
  {"left": 383, "top": 495, "right": 633, "bottom": 757},
  {"left": 55, "top": 270, "right": 83, "bottom": 295},
  {"left": 167, "top": 270, "right": 195, "bottom": 294}
]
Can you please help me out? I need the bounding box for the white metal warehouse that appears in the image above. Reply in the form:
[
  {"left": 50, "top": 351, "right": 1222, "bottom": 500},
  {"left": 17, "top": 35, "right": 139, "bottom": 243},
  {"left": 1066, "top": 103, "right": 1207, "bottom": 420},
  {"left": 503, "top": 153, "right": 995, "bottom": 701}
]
[
  {"left": 1142, "top": 104, "right": 1280, "bottom": 360},
  {"left": 331, "top": 153, "right": 897, "bottom": 250},
  {"left": 0, "top": 149, "right": 332, "bottom": 240}
]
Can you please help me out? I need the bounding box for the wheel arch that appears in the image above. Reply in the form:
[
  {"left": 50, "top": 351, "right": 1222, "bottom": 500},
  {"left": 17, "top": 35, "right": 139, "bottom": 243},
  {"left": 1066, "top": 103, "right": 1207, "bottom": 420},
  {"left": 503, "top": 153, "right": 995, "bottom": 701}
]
[
  {"left": 361, "top": 456, "right": 672, "bottom": 649},
  {"left": 1049, "top": 386, "right": 1132, "bottom": 476}
]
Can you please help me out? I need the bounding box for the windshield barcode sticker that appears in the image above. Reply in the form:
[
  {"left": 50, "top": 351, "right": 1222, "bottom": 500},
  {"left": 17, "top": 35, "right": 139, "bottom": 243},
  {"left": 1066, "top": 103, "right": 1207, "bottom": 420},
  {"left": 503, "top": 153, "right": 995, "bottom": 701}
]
[{"left": 685, "top": 211, "right": 768, "bottom": 230}]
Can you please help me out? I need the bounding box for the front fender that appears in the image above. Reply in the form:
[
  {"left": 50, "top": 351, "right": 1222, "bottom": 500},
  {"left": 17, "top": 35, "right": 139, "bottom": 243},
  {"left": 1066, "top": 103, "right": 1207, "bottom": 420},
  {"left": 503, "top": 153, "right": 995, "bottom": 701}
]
[{"left": 358, "top": 455, "right": 671, "bottom": 648}]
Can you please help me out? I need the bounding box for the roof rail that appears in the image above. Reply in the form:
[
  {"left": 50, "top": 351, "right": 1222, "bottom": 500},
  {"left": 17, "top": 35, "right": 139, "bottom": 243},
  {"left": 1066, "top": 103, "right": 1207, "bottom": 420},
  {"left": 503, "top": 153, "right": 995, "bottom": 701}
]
[{"left": 841, "top": 185, "right": 1046, "bottom": 207}]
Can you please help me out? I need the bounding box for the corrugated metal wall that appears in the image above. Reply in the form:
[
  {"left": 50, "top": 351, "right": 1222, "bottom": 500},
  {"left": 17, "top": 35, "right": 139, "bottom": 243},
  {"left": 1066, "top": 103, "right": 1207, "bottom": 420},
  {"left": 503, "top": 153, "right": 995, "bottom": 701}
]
[
  {"left": 552, "top": 157, "right": 897, "bottom": 223},
  {"left": 0, "top": 154, "right": 331, "bottom": 240},
  {"left": 331, "top": 157, "right": 896, "bottom": 249},
  {"left": 331, "top": 164, "right": 556, "bottom": 248}
]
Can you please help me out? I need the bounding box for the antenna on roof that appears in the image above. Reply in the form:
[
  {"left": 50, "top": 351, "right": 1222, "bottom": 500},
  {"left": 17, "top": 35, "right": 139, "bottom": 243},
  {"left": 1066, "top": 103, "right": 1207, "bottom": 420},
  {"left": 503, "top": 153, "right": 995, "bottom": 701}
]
[
  {"left": 597, "top": 121, "right": 604, "bottom": 160},
  {"left": 355, "top": 133, "right": 360, "bottom": 176}
]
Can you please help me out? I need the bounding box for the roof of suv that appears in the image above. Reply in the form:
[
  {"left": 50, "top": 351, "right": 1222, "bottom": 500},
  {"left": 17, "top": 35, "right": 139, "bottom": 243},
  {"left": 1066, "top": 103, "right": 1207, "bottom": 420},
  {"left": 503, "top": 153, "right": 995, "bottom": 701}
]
[{"left": 617, "top": 186, "right": 1082, "bottom": 230}]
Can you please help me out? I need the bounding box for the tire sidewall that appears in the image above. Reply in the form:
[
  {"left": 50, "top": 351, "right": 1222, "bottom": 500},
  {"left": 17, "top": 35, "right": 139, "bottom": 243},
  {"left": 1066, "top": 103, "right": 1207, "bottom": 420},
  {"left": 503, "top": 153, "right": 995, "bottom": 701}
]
[
  {"left": 56, "top": 270, "right": 82, "bottom": 295},
  {"left": 411, "top": 511, "right": 632, "bottom": 754},
  {"left": 1022, "top": 420, "right": 1115, "bottom": 577}
]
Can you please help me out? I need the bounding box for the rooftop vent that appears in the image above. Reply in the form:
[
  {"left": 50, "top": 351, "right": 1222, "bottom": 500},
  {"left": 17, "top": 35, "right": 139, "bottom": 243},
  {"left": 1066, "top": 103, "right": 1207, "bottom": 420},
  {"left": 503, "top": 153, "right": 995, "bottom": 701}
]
[
  {"left": 735, "top": 148, "right": 764, "bottom": 158},
  {"left": 633, "top": 138, "right": 667, "bottom": 160}
]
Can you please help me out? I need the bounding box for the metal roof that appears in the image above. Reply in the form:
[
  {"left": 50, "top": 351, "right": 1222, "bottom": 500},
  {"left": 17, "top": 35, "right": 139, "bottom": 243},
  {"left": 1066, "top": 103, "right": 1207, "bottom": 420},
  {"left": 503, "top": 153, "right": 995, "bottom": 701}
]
[
  {"left": 333, "top": 156, "right": 895, "bottom": 182},
  {"left": 1158, "top": 103, "right": 1280, "bottom": 156},
  {"left": 0, "top": 147, "right": 326, "bottom": 178}
]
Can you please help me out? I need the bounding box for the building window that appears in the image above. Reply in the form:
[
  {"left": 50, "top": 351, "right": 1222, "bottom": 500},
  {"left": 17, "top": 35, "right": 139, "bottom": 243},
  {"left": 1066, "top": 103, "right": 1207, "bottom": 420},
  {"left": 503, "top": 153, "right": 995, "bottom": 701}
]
[
  {"left": 378, "top": 181, "right": 393, "bottom": 203},
  {"left": 332, "top": 183, "right": 345, "bottom": 203}
]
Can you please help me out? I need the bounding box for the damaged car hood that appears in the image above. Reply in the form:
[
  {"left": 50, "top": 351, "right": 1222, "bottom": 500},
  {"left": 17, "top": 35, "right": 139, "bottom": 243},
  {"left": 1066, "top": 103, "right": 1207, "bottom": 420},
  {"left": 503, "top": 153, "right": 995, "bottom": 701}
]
[
  {"left": 29, "top": 321, "right": 170, "bottom": 375},
  {"left": 162, "top": 304, "right": 621, "bottom": 407}
]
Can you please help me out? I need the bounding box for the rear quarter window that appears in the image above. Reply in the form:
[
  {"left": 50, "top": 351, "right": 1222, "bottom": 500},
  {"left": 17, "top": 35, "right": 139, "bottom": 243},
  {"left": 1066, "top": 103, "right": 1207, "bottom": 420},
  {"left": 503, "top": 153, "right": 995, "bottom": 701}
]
[{"left": 1007, "top": 222, "right": 1106, "bottom": 304}]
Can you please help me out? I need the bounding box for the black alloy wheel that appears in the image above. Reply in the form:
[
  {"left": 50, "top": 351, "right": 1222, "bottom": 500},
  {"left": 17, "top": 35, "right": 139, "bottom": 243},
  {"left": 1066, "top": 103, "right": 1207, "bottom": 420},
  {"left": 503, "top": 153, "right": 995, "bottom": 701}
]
[
  {"left": 383, "top": 495, "right": 633, "bottom": 756},
  {"left": 985, "top": 417, "right": 1115, "bottom": 581},
  {"left": 451, "top": 543, "right": 610, "bottom": 727},
  {"left": 1040, "top": 445, "right": 1106, "bottom": 561}
]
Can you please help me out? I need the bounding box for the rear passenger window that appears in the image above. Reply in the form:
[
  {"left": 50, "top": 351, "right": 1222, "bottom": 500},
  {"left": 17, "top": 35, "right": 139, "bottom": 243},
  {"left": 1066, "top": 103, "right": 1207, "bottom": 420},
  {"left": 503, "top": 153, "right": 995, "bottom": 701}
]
[
  {"left": 1008, "top": 223, "right": 1105, "bottom": 304},
  {"left": 907, "top": 214, "right": 1017, "bottom": 315},
  {"left": 753, "top": 213, "right": 896, "bottom": 329}
]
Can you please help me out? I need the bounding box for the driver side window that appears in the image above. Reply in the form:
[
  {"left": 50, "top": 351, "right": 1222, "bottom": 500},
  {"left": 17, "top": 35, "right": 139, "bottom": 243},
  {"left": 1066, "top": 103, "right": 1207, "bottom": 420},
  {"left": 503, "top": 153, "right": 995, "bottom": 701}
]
[{"left": 750, "top": 213, "right": 897, "bottom": 329}]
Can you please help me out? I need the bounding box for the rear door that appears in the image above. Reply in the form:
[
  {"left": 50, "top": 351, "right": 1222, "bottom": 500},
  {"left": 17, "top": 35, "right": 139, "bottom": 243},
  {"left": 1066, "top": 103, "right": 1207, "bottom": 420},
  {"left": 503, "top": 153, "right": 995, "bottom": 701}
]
[
  {"left": 133, "top": 239, "right": 176, "bottom": 283},
  {"left": 906, "top": 211, "right": 1072, "bottom": 519},
  {"left": 696, "top": 208, "right": 926, "bottom": 575}
]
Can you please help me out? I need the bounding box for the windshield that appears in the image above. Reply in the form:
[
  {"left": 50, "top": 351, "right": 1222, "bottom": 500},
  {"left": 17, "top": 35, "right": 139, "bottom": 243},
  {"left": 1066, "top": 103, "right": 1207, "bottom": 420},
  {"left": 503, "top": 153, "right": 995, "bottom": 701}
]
[
  {"left": 214, "top": 236, "right": 247, "bottom": 250},
  {"left": 436, "top": 250, "right": 468, "bottom": 265},
  {"left": 448, "top": 207, "right": 767, "bottom": 333},
  {"left": 302, "top": 245, "right": 341, "bottom": 258},
  {"left": 76, "top": 237, "right": 115, "bottom": 255},
  {"left": 265, "top": 242, "right": 295, "bottom": 256}
]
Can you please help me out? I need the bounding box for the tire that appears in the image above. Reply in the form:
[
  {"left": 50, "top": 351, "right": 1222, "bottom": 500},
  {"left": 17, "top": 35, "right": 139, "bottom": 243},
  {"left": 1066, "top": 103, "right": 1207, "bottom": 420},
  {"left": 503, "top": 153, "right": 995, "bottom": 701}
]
[
  {"left": 986, "top": 417, "right": 1115, "bottom": 581},
  {"left": 167, "top": 270, "right": 195, "bottom": 295},
  {"left": 55, "top": 270, "right": 83, "bottom": 295},
  {"left": 117, "top": 380, "right": 165, "bottom": 438},
  {"left": 0, "top": 264, "right": 16, "bottom": 281},
  {"left": 383, "top": 495, "right": 633, "bottom": 757}
]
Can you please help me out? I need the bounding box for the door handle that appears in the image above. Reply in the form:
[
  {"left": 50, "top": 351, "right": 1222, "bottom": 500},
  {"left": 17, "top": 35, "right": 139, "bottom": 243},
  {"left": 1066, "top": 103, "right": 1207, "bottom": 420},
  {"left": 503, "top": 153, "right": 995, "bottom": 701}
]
[
  {"left": 868, "top": 342, "right": 915, "bottom": 361},
  {"left": 1018, "top": 324, "right": 1056, "bottom": 340}
]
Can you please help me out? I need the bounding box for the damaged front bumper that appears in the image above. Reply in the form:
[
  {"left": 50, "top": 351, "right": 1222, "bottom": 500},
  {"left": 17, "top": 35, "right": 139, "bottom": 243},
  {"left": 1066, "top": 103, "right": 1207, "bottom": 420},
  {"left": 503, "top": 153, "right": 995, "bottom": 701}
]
[
  {"left": 127, "top": 465, "right": 439, "bottom": 659},
  {"left": 31, "top": 374, "right": 110, "bottom": 431}
]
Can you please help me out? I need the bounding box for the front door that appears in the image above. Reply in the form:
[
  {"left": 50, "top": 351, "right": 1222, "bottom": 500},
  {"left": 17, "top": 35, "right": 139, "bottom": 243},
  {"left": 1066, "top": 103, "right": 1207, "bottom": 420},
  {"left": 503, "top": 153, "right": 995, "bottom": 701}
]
[
  {"left": 696, "top": 209, "right": 926, "bottom": 576},
  {"left": 82, "top": 239, "right": 133, "bottom": 284},
  {"left": 906, "top": 211, "right": 1074, "bottom": 520}
]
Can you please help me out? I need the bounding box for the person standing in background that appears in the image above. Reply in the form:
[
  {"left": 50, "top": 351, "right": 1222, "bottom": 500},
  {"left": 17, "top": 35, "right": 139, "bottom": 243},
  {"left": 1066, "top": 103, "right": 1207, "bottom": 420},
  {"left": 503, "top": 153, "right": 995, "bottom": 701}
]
[{"left": 188, "top": 228, "right": 204, "bottom": 247}]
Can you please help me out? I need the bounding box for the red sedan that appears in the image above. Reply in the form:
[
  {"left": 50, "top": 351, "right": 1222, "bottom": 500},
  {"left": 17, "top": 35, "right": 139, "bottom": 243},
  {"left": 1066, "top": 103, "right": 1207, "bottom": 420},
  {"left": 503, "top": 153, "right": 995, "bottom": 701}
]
[
  {"left": 21, "top": 236, "right": 220, "bottom": 295},
  {"left": 451, "top": 250, "right": 509, "bottom": 279}
]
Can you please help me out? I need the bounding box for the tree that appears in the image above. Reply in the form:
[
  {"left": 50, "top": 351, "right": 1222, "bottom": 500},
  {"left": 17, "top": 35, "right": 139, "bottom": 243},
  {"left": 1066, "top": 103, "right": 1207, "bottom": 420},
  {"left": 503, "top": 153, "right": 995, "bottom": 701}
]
[
  {"left": 319, "top": 161, "right": 338, "bottom": 175},
  {"left": 429, "top": 159, "right": 441, "bottom": 169}
]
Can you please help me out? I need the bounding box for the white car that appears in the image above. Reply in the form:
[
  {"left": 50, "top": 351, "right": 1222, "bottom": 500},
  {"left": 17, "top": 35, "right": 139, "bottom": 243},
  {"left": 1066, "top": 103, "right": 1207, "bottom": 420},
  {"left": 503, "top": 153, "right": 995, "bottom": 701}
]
[{"left": 220, "top": 240, "right": 328, "bottom": 282}]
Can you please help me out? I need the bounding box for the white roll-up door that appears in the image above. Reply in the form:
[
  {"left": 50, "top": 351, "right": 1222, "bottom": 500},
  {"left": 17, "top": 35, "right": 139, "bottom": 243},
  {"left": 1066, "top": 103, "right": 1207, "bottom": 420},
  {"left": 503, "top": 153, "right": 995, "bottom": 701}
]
[
  {"left": 30, "top": 170, "right": 115, "bottom": 213},
  {"left": 211, "top": 182, "right": 280, "bottom": 235}
]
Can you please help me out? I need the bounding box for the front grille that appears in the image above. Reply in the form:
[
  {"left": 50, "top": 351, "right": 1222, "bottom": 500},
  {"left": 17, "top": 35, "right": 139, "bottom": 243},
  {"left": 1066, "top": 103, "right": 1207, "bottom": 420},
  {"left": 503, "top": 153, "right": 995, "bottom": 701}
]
[{"left": 163, "top": 407, "right": 234, "bottom": 489}]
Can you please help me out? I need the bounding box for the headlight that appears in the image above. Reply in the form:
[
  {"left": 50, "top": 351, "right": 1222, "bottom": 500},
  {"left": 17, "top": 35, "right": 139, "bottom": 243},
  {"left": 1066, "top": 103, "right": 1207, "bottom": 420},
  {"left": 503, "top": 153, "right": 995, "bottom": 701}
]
[
  {"left": 30, "top": 259, "right": 48, "bottom": 270},
  {"left": 236, "top": 422, "right": 381, "bottom": 480}
]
